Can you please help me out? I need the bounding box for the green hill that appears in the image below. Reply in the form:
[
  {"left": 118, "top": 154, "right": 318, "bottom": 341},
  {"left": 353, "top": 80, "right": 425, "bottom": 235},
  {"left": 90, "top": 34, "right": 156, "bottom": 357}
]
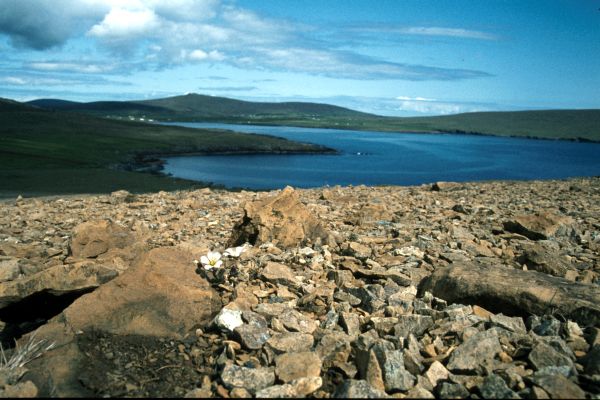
[
  {"left": 0, "top": 99, "right": 333, "bottom": 197},
  {"left": 28, "top": 93, "right": 372, "bottom": 121},
  {"left": 27, "top": 94, "right": 600, "bottom": 141}
]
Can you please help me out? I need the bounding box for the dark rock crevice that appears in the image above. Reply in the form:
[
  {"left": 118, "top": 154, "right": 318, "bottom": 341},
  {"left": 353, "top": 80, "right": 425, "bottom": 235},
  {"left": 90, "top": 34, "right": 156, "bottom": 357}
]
[{"left": 0, "top": 288, "right": 95, "bottom": 348}]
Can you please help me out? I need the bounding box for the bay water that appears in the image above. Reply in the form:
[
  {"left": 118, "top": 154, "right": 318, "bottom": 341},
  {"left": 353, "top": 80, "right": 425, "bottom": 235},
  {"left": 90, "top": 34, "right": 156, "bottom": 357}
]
[{"left": 162, "top": 123, "right": 600, "bottom": 190}]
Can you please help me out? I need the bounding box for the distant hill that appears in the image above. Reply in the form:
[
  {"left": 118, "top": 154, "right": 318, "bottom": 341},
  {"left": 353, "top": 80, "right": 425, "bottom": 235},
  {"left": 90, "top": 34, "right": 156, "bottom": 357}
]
[
  {"left": 0, "top": 97, "right": 37, "bottom": 112},
  {"left": 26, "top": 94, "right": 600, "bottom": 141},
  {"left": 27, "top": 93, "right": 372, "bottom": 121},
  {"left": 1, "top": 98, "right": 333, "bottom": 197}
]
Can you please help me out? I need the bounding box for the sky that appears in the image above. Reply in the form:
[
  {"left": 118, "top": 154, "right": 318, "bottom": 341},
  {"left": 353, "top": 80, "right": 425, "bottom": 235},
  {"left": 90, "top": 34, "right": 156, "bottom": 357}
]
[{"left": 1, "top": 0, "right": 599, "bottom": 116}]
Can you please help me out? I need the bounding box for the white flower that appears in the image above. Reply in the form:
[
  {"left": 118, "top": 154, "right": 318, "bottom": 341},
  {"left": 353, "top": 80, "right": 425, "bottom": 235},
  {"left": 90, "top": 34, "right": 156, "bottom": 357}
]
[
  {"left": 224, "top": 243, "right": 250, "bottom": 258},
  {"left": 200, "top": 251, "right": 223, "bottom": 270}
]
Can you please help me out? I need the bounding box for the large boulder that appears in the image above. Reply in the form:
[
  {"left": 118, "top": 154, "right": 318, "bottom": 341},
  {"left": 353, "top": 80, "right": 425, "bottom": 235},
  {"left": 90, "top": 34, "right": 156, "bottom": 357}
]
[
  {"left": 228, "top": 186, "right": 332, "bottom": 248},
  {"left": 503, "top": 212, "right": 575, "bottom": 241},
  {"left": 21, "top": 247, "right": 221, "bottom": 397},
  {"left": 420, "top": 262, "right": 600, "bottom": 327},
  {"left": 61, "top": 246, "right": 221, "bottom": 337}
]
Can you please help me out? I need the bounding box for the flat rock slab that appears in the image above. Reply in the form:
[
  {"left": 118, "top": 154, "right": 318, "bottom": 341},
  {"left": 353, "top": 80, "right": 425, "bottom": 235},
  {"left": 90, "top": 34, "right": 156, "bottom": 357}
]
[
  {"left": 70, "top": 220, "right": 137, "bottom": 259},
  {"left": 421, "top": 262, "right": 600, "bottom": 327},
  {"left": 21, "top": 247, "right": 221, "bottom": 397},
  {"left": 0, "top": 261, "right": 118, "bottom": 309},
  {"left": 503, "top": 212, "right": 574, "bottom": 241}
]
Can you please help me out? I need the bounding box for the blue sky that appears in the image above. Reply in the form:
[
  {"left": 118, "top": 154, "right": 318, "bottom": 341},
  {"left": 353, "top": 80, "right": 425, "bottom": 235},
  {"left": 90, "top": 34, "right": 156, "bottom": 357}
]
[{"left": 1, "top": 0, "right": 599, "bottom": 116}]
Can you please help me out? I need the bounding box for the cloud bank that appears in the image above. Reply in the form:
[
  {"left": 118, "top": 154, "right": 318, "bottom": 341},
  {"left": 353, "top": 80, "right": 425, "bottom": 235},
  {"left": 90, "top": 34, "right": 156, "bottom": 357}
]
[{"left": 0, "top": 0, "right": 493, "bottom": 82}]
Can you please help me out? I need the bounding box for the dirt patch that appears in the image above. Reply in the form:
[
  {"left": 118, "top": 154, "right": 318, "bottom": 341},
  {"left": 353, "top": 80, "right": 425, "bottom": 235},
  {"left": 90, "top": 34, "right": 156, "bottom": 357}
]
[{"left": 75, "top": 329, "right": 223, "bottom": 397}]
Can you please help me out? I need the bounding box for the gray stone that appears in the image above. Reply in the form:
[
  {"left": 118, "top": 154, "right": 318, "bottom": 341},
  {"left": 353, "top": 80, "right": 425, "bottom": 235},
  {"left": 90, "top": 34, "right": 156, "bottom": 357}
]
[
  {"left": 255, "top": 377, "right": 323, "bottom": 398},
  {"left": 518, "top": 242, "right": 570, "bottom": 278},
  {"left": 437, "top": 382, "right": 470, "bottom": 399},
  {"left": 347, "top": 285, "right": 386, "bottom": 313},
  {"left": 393, "top": 315, "right": 434, "bottom": 337},
  {"left": 528, "top": 374, "right": 586, "bottom": 399},
  {"left": 528, "top": 342, "right": 574, "bottom": 371},
  {"left": 380, "top": 350, "right": 415, "bottom": 392},
  {"left": 242, "top": 310, "right": 269, "bottom": 328},
  {"left": 334, "top": 290, "right": 362, "bottom": 306},
  {"left": 443, "top": 304, "right": 473, "bottom": 318},
  {"left": 234, "top": 324, "right": 270, "bottom": 350},
  {"left": 220, "top": 364, "right": 276, "bottom": 394},
  {"left": 490, "top": 314, "right": 526, "bottom": 334},
  {"left": 0, "top": 258, "right": 20, "bottom": 282},
  {"left": 582, "top": 344, "right": 600, "bottom": 375},
  {"left": 279, "top": 308, "right": 318, "bottom": 334},
  {"left": 316, "top": 332, "right": 353, "bottom": 369},
  {"left": 333, "top": 379, "right": 389, "bottom": 398},
  {"left": 421, "top": 262, "right": 600, "bottom": 327},
  {"left": 447, "top": 329, "right": 501, "bottom": 374},
  {"left": 478, "top": 374, "right": 520, "bottom": 399},
  {"left": 340, "top": 311, "right": 361, "bottom": 336},
  {"left": 403, "top": 350, "right": 425, "bottom": 376},
  {"left": 527, "top": 315, "right": 561, "bottom": 336}
]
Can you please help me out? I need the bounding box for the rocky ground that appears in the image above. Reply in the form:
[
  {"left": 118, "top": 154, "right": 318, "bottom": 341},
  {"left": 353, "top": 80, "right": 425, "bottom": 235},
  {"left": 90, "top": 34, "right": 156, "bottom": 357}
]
[{"left": 0, "top": 177, "right": 599, "bottom": 398}]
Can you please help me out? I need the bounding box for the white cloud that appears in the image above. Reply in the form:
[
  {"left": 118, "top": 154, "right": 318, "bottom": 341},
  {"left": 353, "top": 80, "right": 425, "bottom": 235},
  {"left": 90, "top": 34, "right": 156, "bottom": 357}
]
[
  {"left": 28, "top": 62, "right": 116, "bottom": 74},
  {"left": 395, "top": 96, "right": 489, "bottom": 115},
  {"left": 88, "top": 7, "right": 159, "bottom": 38},
  {"left": 0, "top": 1, "right": 492, "bottom": 82},
  {"left": 399, "top": 27, "right": 498, "bottom": 40},
  {"left": 396, "top": 96, "right": 437, "bottom": 102},
  {"left": 149, "top": 0, "right": 219, "bottom": 22},
  {"left": 2, "top": 76, "right": 27, "bottom": 85},
  {"left": 187, "top": 49, "right": 225, "bottom": 61}
]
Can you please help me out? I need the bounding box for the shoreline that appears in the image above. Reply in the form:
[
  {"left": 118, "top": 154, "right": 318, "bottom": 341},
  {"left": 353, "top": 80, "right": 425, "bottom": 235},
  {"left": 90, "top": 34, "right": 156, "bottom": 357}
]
[
  {"left": 122, "top": 146, "right": 339, "bottom": 175},
  {"left": 163, "top": 118, "right": 600, "bottom": 143}
]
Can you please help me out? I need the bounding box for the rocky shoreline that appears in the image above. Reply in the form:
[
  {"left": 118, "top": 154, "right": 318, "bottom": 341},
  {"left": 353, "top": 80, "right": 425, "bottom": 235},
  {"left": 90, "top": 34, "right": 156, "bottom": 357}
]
[
  {"left": 0, "top": 177, "right": 598, "bottom": 398},
  {"left": 119, "top": 146, "right": 339, "bottom": 177}
]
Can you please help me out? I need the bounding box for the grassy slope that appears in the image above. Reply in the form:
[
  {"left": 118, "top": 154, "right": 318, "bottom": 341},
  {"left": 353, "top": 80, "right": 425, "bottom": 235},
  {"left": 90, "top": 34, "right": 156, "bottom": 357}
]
[
  {"left": 27, "top": 94, "right": 600, "bottom": 141},
  {"left": 0, "top": 99, "right": 331, "bottom": 197}
]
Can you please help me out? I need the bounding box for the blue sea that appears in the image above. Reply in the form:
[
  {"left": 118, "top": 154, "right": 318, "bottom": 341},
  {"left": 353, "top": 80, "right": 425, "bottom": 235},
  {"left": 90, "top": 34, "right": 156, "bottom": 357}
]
[{"left": 161, "top": 123, "right": 600, "bottom": 190}]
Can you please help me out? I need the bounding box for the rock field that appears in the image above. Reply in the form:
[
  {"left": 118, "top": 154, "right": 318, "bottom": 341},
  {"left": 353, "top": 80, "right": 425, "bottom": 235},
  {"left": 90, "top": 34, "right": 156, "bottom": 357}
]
[{"left": 0, "top": 177, "right": 599, "bottom": 398}]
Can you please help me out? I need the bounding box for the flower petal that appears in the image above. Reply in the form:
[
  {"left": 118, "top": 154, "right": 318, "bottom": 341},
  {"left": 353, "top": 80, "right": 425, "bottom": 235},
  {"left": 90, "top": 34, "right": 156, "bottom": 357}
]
[{"left": 200, "top": 255, "right": 210, "bottom": 265}]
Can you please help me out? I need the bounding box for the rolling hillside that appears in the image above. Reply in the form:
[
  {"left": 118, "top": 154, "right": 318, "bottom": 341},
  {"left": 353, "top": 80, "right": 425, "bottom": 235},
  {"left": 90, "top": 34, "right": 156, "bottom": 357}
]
[
  {"left": 27, "top": 93, "right": 372, "bottom": 121},
  {"left": 27, "top": 94, "right": 600, "bottom": 141},
  {"left": 0, "top": 99, "right": 333, "bottom": 197}
]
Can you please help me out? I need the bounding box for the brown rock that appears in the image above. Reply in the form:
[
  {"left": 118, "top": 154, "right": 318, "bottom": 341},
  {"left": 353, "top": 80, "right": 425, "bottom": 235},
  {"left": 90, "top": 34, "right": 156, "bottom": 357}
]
[
  {"left": 348, "top": 203, "right": 391, "bottom": 226},
  {"left": 62, "top": 247, "right": 221, "bottom": 337},
  {"left": 266, "top": 332, "right": 314, "bottom": 354},
  {"left": 22, "top": 247, "right": 221, "bottom": 397},
  {"left": 503, "top": 212, "right": 575, "bottom": 241},
  {"left": 228, "top": 186, "right": 331, "bottom": 248},
  {"left": 275, "top": 352, "right": 322, "bottom": 383},
  {"left": 70, "top": 220, "right": 138, "bottom": 259},
  {"left": 260, "top": 262, "right": 298, "bottom": 287},
  {"left": 518, "top": 242, "right": 571, "bottom": 278},
  {"left": 0, "top": 261, "right": 118, "bottom": 309},
  {"left": 0, "top": 380, "right": 38, "bottom": 397},
  {"left": 421, "top": 262, "right": 600, "bottom": 327}
]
